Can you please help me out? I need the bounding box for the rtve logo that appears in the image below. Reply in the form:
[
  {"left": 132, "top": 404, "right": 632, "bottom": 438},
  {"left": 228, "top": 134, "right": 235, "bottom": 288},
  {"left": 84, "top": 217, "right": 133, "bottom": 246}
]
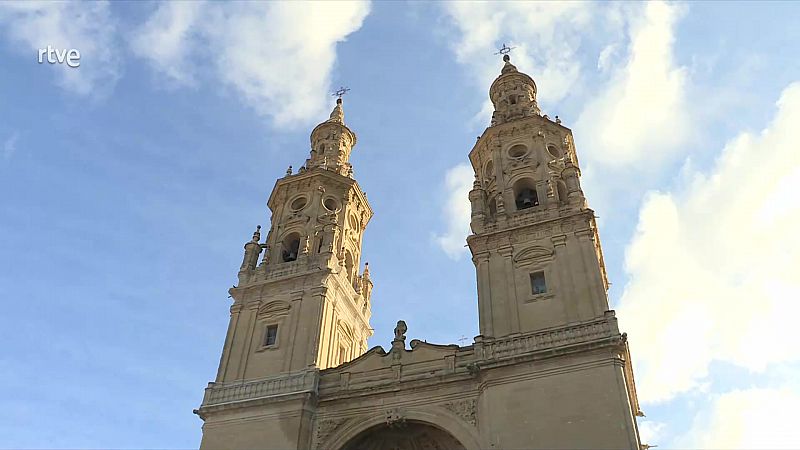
[{"left": 38, "top": 46, "right": 80, "bottom": 68}]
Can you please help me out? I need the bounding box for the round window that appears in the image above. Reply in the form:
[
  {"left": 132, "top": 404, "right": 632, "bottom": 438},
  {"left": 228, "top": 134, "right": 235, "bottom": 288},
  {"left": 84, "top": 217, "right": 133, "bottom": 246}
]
[
  {"left": 508, "top": 144, "right": 527, "bottom": 158},
  {"left": 547, "top": 144, "right": 562, "bottom": 158},
  {"left": 290, "top": 196, "right": 308, "bottom": 211},
  {"left": 323, "top": 197, "right": 339, "bottom": 212}
]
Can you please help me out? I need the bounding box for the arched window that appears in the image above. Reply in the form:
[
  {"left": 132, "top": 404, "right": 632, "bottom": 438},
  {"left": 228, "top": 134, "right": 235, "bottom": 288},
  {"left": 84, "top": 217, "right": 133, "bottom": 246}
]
[
  {"left": 513, "top": 178, "right": 539, "bottom": 210},
  {"left": 483, "top": 161, "right": 494, "bottom": 185},
  {"left": 282, "top": 232, "right": 301, "bottom": 262}
]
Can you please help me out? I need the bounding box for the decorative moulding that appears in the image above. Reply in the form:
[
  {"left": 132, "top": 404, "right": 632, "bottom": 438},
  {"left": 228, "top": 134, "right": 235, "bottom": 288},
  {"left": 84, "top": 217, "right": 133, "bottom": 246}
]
[
  {"left": 513, "top": 245, "right": 553, "bottom": 264},
  {"left": 257, "top": 300, "right": 291, "bottom": 317}
]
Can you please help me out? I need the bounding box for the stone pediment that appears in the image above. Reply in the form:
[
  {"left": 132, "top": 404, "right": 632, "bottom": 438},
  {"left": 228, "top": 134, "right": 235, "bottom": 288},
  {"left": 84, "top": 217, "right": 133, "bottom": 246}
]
[
  {"left": 407, "top": 339, "right": 461, "bottom": 360},
  {"left": 319, "top": 337, "right": 467, "bottom": 397},
  {"left": 513, "top": 245, "right": 553, "bottom": 264},
  {"left": 324, "top": 339, "right": 461, "bottom": 376},
  {"left": 328, "top": 345, "right": 388, "bottom": 373}
]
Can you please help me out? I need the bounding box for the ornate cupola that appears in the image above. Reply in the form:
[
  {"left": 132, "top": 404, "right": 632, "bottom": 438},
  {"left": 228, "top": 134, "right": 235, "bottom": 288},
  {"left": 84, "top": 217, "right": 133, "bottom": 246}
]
[
  {"left": 306, "top": 98, "right": 357, "bottom": 177},
  {"left": 489, "top": 55, "right": 541, "bottom": 126}
]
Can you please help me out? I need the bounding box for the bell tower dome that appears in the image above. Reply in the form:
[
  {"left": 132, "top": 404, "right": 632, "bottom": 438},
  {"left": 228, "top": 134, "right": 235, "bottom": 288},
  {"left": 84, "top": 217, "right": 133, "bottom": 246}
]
[
  {"left": 307, "top": 98, "right": 357, "bottom": 177},
  {"left": 489, "top": 54, "right": 541, "bottom": 126}
]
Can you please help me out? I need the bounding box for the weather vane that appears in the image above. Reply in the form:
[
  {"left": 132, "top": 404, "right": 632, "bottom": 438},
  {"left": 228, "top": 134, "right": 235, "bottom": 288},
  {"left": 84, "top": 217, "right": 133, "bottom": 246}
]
[
  {"left": 332, "top": 86, "right": 350, "bottom": 99},
  {"left": 495, "top": 43, "right": 516, "bottom": 56}
]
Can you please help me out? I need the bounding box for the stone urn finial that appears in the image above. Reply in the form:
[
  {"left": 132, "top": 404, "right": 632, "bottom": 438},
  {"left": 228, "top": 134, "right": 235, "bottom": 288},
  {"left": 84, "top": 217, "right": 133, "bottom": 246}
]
[
  {"left": 391, "top": 320, "right": 408, "bottom": 358},
  {"left": 393, "top": 320, "right": 407, "bottom": 342}
]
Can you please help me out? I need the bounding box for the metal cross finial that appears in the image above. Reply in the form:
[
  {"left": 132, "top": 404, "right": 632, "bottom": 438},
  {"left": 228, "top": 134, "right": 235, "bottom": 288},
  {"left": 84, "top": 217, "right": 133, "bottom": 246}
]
[
  {"left": 333, "top": 86, "right": 350, "bottom": 99},
  {"left": 458, "top": 335, "right": 469, "bottom": 345},
  {"left": 495, "top": 43, "right": 516, "bottom": 56}
]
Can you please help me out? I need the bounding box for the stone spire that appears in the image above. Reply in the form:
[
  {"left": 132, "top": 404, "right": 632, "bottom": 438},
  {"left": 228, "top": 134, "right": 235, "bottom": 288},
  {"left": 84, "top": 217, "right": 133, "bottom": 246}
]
[{"left": 328, "top": 98, "right": 345, "bottom": 124}]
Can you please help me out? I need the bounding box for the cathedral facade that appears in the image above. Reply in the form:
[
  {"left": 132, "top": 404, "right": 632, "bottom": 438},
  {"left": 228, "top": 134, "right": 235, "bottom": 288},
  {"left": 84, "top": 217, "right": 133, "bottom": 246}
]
[{"left": 195, "top": 56, "right": 643, "bottom": 449}]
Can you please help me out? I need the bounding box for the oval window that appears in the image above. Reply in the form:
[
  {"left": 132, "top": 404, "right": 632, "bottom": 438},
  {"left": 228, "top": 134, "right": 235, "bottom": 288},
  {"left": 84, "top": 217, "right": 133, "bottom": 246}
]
[
  {"left": 508, "top": 144, "right": 527, "bottom": 158},
  {"left": 290, "top": 196, "right": 308, "bottom": 211},
  {"left": 323, "top": 197, "right": 339, "bottom": 212},
  {"left": 547, "top": 144, "right": 562, "bottom": 158}
]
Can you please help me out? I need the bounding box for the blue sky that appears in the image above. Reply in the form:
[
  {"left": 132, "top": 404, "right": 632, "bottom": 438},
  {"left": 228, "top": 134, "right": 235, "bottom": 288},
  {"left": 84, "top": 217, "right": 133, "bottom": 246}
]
[{"left": 1, "top": 1, "right": 799, "bottom": 448}]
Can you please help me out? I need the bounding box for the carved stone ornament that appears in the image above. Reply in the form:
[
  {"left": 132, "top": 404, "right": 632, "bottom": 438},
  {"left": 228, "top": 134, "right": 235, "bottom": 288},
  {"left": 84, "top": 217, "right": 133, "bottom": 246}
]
[
  {"left": 385, "top": 407, "right": 407, "bottom": 427},
  {"left": 316, "top": 417, "right": 349, "bottom": 445},
  {"left": 442, "top": 398, "right": 477, "bottom": 427}
]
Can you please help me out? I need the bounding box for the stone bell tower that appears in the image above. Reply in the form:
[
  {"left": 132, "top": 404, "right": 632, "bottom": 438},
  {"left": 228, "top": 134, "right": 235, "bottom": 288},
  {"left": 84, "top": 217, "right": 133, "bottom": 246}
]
[
  {"left": 195, "top": 57, "right": 643, "bottom": 450},
  {"left": 467, "top": 54, "right": 609, "bottom": 337},
  {"left": 197, "top": 98, "right": 374, "bottom": 449}
]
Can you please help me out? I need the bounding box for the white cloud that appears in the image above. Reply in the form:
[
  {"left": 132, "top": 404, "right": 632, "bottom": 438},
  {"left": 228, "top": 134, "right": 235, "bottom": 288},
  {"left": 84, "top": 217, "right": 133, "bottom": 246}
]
[
  {"left": 678, "top": 386, "right": 800, "bottom": 448},
  {"left": 130, "top": 1, "right": 371, "bottom": 127},
  {"left": 129, "top": 2, "right": 203, "bottom": 86},
  {"left": 576, "top": 1, "right": 689, "bottom": 167},
  {"left": 3, "top": 132, "right": 19, "bottom": 160},
  {"left": 434, "top": 2, "right": 607, "bottom": 259},
  {"left": 441, "top": 2, "right": 592, "bottom": 108},
  {"left": 435, "top": 2, "right": 691, "bottom": 259},
  {"left": 637, "top": 420, "right": 666, "bottom": 446},
  {"left": 597, "top": 44, "right": 619, "bottom": 73},
  {"left": 434, "top": 163, "right": 474, "bottom": 259},
  {"left": 0, "top": 1, "right": 120, "bottom": 96},
  {"left": 616, "top": 82, "right": 800, "bottom": 403}
]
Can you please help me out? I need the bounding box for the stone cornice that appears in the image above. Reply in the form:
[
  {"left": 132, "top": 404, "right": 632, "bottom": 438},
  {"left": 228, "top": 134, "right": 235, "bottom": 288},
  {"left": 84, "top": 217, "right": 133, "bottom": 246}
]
[
  {"left": 267, "top": 169, "right": 373, "bottom": 220},
  {"left": 468, "top": 209, "right": 593, "bottom": 254},
  {"left": 469, "top": 115, "right": 573, "bottom": 163},
  {"left": 196, "top": 315, "right": 626, "bottom": 420}
]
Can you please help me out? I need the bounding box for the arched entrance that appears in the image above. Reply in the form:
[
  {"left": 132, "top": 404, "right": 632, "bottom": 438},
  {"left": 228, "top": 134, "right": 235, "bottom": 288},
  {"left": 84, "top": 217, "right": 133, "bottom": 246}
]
[{"left": 341, "top": 421, "right": 466, "bottom": 450}]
